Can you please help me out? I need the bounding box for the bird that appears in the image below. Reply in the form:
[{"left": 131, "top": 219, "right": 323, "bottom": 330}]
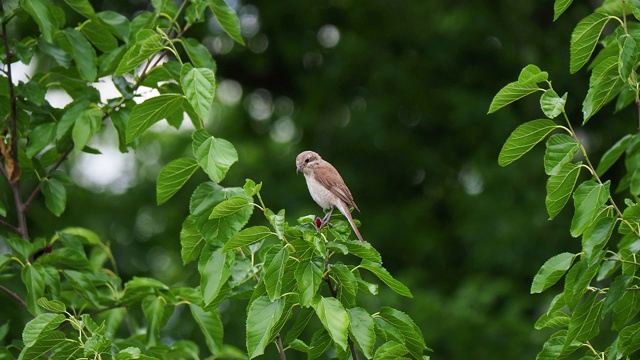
[{"left": 295, "top": 150, "right": 365, "bottom": 243}]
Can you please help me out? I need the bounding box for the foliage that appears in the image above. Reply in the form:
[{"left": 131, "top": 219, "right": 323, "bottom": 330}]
[
  {"left": 489, "top": 0, "right": 640, "bottom": 358},
  {"left": 0, "top": 0, "right": 429, "bottom": 359}
]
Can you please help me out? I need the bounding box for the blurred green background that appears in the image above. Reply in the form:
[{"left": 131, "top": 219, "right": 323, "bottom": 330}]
[{"left": 4, "top": 0, "right": 636, "bottom": 358}]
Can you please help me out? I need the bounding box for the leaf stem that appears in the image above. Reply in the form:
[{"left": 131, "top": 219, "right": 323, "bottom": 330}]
[
  {"left": 276, "top": 334, "right": 286, "bottom": 360},
  {"left": 0, "top": 283, "right": 26, "bottom": 307}
]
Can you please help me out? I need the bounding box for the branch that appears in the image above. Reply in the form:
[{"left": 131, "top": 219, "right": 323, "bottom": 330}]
[
  {"left": 276, "top": 334, "right": 286, "bottom": 360},
  {"left": 0, "top": 283, "right": 26, "bottom": 307}
]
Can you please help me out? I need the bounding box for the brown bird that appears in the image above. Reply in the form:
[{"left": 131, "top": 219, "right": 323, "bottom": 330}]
[{"left": 295, "top": 150, "right": 365, "bottom": 243}]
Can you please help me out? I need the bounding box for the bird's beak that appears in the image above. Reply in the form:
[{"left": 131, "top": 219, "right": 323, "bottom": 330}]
[{"left": 296, "top": 165, "right": 301, "bottom": 174}]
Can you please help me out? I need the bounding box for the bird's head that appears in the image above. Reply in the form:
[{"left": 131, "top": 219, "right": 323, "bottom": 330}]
[{"left": 296, "top": 150, "right": 321, "bottom": 174}]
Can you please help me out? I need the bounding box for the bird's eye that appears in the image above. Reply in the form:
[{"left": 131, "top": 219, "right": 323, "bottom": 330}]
[{"left": 305, "top": 158, "right": 310, "bottom": 163}]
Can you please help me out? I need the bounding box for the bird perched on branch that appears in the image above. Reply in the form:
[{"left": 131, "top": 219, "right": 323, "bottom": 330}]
[{"left": 295, "top": 150, "right": 365, "bottom": 243}]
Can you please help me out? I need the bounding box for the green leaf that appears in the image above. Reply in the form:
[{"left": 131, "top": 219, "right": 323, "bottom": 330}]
[
  {"left": 141, "top": 295, "right": 173, "bottom": 346},
  {"left": 373, "top": 341, "right": 410, "bottom": 360},
  {"left": 181, "top": 65, "right": 216, "bottom": 120},
  {"left": 42, "top": 178, "right": 66, "bottom": 217},
  {"left": 328, "top": 239, "right": 382, "bottom": 263},
  {"left": 263, "top": 245, "right": 289, "bottom": 301},
  {"left": 564, "top": 255, "right": 602, "bottom": 311},
  {"left": 223, "top": 226, "right": 274, "bottom": 250},
  {"left": 561, "top": 292, "right": 603, "bottom": 356},
  {"left": 546, "top": 162, "right": 582, "bottom": 219},
  {"left": 544, "top": 134, "right": 578, "bottom": 175},
  {"left": 58, "top": 28, "right": 97, "bottom": 81},
  {"left": 295, "top": 256, "right": 323, "bottom": 307},
  {"left": 36, "top": 297, "right": 66, "bottom": 313},
  {"left": 19, "top": 331, "right": 68, "bottom": 359},
  {"left": 540, "top": 89, "right": 567, "bottom": 119},
  {"left": 195, "top": 136, "right": 238, "bottom": 183},
  {"left": 348, "top": 307, "right": 375, "bottom": 359},
  {"left": 181, "top": 37, "right": 217, "bottom": 69},
  {"left": 498, "top": 119, "right": 558, "bottom": 167},
  {"left": 359, "top": 260, "right": 413, "bottom": 298},
  {"left": 620, "top": 203, "right": 640, "bottom": 235},
  {"left": 63, "top": 0, "right": 97, "bottom": 19},
  {"left": 312, "top": 296, "right": 349, "bottom": 351},
  {"left": 246, "top": 296, "right": 285, "bottom": 359},
  {"left": 488, "top": 81, "right": 541, "bottom": 114},
  {"left": 126, "top": 94, "right": 185, "bottom": 143},
  {"left": 199, "top": 246, "right": 234, "bottom": 305},
  {"left": 570, "top": 12, "right": 611, "bottom": 74},
  {"left": 26, "top": 122, "right": 56, "bottom": 158},
  {"left": 125, "top": 276, "right": 169, "bottom": 290},
  {"left": 22, "top": 313, "right": 66, "bottom": 347},
  {"left": 207, "top": 0, "right": 245, "bottom": 45},
  {"left": 284, "top": 307, "right": 314, "bottom": 344},
  {"left": 22, "top": 0, "right": 59, "bottom": 43},
  {"left": 189, "top": 304, "right": 223, "bottom": 354},
  {"left": 209, "top": 196, "right": 249, "bottom": 219},
  {"left": 181, "top": 216, "right": 205, "bottom": 265},
  {"left": 583, "top": 56, "right": 624, "bottom": 122},
  {"left": 582, "top": 216, "right": 615, "bottom": 262},
  {"left": 531, "top": 252, "right": 575, "bottom": 294},
  {"left": 554, "top": 0, "right": 574, "bottom": 20},
  {"left": 308, "top": 329, "right": 332, "bottom": 359},
  {"left": 517, "top": 64, "right": 549, "bottom": 84},
  {"left": 331, "top": 263, "right": 358, "bottom": 308},
  {"left": 157, "top": 157, "right": 199, "bottom": 205},
  {"left": 619, "top": 34, "right": 638, "bottom": 80},
  {"left": 62, "top": 270, "right": 101, "bottom": 308},
  {"left": 534, "top": 310, "right": 570, "bottom": 330},
  {"left": 597, "top": 134, "right": 633, "bottom": 176},
  {"left": 379, "top": 307, "right": 427, "bottom": 359},
  {"left": 115, "top": 29, "right": 165, "bottom": 76},
  {"left": 71, "top": 107, "right": 103, "bottom": 154},
  {"left": 266, "top": 208, "right": 285, "bottom": 240},
  {"left": 570, "top": 180, "right": 610, "bottom": 237},
  {"left": 619, "top": 321, "right": 640, "bottom": 356},
  {"left": 603, "top": 274, "right": 632, "bottom": 317},
  {"left": 613, "top": 290, "right": 640, "bottom": 331},
  {"left": 80, "top": 20, "right": 118, "bottom": 52},
  {"left": 626, "top": 135, "right": 640, "bottom": 194}
]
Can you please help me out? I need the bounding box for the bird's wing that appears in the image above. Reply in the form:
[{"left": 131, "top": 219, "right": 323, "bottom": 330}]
[{"left": 315, "top": 162, "right": 360, "bottom": 212}]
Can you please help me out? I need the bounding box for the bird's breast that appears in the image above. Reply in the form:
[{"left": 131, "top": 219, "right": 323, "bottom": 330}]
[{"left": 304, "top": 173, "right": 335, "bottom": 210}]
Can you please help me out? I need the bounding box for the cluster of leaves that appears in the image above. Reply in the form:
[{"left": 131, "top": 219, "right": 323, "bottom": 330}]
[
  {"left": 488, "top": 0, "right": 640, "bottom": 358},
  {"left": 0, "top": 0, "right": 429, "bottom": 358}
]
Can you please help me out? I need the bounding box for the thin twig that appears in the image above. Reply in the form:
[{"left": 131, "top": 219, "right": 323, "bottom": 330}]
[
  {"left": 276, "top": 334, "right": 286, "bottom": 360},
  {"left": 0, "top": 283, "right": 26, "bottom": 307}
]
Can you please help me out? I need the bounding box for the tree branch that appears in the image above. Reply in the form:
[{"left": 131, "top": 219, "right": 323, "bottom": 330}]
[{"left": 275, "top": 334, "right": 286, "bottom": 360}]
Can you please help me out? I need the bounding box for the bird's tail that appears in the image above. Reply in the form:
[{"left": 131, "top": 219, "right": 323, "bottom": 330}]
[{"left": 337, "top": 202, "right": 365, "bottom": 243}]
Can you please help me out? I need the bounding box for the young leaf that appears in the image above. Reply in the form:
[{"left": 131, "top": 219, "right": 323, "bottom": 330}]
[
  {"left": 181, "top": 66, "right": 216, "bottom": 121},
  {"left": 359, "top": 260, "right": 413, "bottom": 298},
  {"left": 544, "top": 134, "right": 579, "bottom": 175},
  {"left": 58, "top": 28, "right": 97, "bottom": 81},
  {"left": 570, "top": 180, "right": 610, "bottom": 237},
  {"left": 72, "top": 107, "right": 103, "bottom": 154},
  {"left": 546, "top": 162, "right": 581, "bottom": 219},
  {"left": 498, "top": 119, "right": 558, "bottom": 167},
  {"left": 223, "top": 226, "right": 274, "bottom": 250},
  {"left": 126, "top": 94, "right": 186, "bottom": 143},
  {"left": 534, "top": 311, "right": 570, "bottom": 330},
  {"left": 207, "top": 0, "right": 245, "bottom": 45},
  {"left": 530, "top": 252, "right": 575, "bottom": 294},
  {"left": 26, "top": 122, "right": 56, "bottom": 158},
  {"left": 195, "top": 136, "right": 238, "bottom": 183},
  {"left": 36, "top": 297, "right": 66, "bottom": 313},
  {"left": 115, "top": 30, "right": 164, "bottom": 76},
  {"left": 157, "top": 157, "right": 199, "bottom": 205},
  {"left": 246, "top": 296, "right": 285, "bottom": 359},
  {"left": 570, "top": 12, "right": 611, "bottom": 74},
  {"left": 181, "top": 38, "right": 217, "bottom": 69},
  {"left": 348, "top": 307, "right": 375, "bottom": 359},
  {"left": 597, "top": 134, "right": 632, "bottom": 176},
  {"left": 312, "top": 296, "right": 349, "bottom": 351},
  {"left": 487, "top": 81, "right": 541, "bottom": 114},
  {"left": 540, "top": 89, "right": 567, "bottom": 119}
]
